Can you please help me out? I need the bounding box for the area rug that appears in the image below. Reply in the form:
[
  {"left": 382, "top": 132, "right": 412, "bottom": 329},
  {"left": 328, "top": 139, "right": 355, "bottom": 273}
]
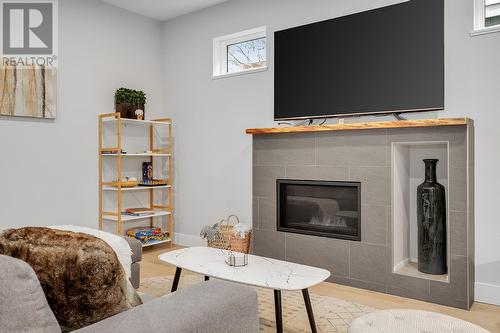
[{"left": 139, "top": 275, "right": 376, "bottom": 333}]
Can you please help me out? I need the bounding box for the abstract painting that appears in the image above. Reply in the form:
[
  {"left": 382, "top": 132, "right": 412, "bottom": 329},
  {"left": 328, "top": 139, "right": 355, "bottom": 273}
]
[{"left": 0, "top": 65, "right": 57, "bottom": 119}]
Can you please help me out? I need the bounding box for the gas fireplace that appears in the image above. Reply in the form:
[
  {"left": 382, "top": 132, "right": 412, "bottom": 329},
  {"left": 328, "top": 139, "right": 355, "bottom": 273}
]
[{"left": 277, "top": 179, "right": 361, "bottom": 241}]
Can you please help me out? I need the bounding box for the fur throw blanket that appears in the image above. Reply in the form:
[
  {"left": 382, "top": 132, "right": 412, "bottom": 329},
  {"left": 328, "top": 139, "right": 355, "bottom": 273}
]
[{"left": 0, "top": 227, "right": 142, "bottom": 332}]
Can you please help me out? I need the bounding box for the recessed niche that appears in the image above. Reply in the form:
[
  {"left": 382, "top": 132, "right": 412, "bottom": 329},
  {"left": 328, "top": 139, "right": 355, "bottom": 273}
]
[{"left": 391, "top": 142, "right": 449, "bottom": 282}]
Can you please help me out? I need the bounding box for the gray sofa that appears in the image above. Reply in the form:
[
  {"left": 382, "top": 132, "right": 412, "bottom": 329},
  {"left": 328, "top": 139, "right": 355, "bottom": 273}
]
[{"left": 0, "top": 254, "right": 259, "bottom": 333}]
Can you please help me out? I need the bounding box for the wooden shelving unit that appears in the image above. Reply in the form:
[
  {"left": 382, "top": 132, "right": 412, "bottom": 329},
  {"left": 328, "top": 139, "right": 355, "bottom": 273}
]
[{"left": 98, "top": 112, "right": 173, "bottom": 247}]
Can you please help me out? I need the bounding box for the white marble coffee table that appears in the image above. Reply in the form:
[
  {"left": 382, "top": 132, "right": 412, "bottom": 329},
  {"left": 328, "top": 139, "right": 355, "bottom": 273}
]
[{"left": 159, "top": 246, "right": 331, "bottom": 333}]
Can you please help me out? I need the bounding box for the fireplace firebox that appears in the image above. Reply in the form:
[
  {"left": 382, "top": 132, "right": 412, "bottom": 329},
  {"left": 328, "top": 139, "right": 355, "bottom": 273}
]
[{"left": 277, "top": 179, "right": 361, "bottom": 241}]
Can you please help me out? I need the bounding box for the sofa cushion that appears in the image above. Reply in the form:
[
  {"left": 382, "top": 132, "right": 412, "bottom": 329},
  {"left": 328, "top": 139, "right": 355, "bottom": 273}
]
[
  {"left": 0, "top": 255, "right": 61, "bottom": 333},
  {"left": 75, "top": 280, "right": 259, "bottom": 333}
]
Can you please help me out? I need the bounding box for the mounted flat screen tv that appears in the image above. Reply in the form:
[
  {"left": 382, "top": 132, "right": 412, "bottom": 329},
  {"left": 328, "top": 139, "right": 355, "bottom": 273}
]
[{"left": 274, "top": 0, "right": 444, "bottom": 120}]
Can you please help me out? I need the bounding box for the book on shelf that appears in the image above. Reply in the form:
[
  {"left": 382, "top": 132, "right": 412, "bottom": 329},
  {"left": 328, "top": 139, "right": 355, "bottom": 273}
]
[
  {"left": 123, "top": 208, "right": 155, "bottom": 216},
  {"left": 101, "top": 149, "right": 126, "bottom": 155}
]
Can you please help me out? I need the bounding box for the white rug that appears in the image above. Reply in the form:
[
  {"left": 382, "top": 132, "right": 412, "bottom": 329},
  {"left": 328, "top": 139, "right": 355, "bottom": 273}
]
[{"left": 139, "top": 274, "right": 376, "bottom": 333}]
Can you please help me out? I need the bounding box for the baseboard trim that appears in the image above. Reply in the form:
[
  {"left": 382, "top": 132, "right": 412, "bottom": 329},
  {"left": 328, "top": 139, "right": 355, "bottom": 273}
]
[
  {"left": 173, "top": 232, "right": 205, "bottom": 247},
  {"left": 475, "top": 282, "right": 500, "bottom": 306}
]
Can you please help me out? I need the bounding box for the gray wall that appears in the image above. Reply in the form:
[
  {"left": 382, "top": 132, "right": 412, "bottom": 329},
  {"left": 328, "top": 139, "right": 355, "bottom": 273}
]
[
  {"left": 161, "top": 0, "right": 500, "bottom": 304},
  {"left": 0, "top": 0, "right": 164, "bottom": 230}
]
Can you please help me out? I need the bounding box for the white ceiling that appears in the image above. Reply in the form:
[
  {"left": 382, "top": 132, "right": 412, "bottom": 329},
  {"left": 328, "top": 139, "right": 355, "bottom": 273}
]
[{"left": 101, "top": 0, "right": 230, "bottom": 21}]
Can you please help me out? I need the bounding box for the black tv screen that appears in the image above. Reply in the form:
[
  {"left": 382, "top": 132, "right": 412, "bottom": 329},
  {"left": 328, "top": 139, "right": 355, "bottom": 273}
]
[{"left": 274, "top": 0, "right": 444, "bottom": 120}]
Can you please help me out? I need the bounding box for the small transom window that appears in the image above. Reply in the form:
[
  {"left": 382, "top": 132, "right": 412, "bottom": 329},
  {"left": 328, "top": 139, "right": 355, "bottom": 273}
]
[
  {"left": 473, "top": 0, "right": 500, "bottom": 35},
  {"left": 486, "top": 0, "right": 500, "bottom": 27},
  {"left": 213, "top": 26, "right": 267, "bottom": 78}
]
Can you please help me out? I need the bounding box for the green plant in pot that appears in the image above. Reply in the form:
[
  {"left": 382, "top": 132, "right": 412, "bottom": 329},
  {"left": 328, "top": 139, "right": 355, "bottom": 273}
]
[{"left": 115, "top": 87, "right": 146, "bottom": 119}]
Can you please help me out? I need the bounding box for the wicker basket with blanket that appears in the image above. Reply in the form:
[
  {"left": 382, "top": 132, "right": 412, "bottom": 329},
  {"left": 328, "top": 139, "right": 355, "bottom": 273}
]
[{"left": 200, "top": 215, "right": 252, "bottom": 254}]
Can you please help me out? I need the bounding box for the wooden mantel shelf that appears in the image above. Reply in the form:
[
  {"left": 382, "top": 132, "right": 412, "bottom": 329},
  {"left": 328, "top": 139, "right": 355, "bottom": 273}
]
[{"left": 246, "top": 118, "right": 471, "bottom": 135}]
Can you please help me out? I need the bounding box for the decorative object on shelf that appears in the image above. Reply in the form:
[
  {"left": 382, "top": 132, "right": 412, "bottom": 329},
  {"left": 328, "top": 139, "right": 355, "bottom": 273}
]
[
  {"left": 115, "top": 87, "right": 146, "bottom": 119},
  {"left": 101, "top": 148, "right": 126, "bottom": 155},
  {"left": 142, "top": 162, "right": 153, "bottom": 183},
  {"left": 200, "top": 215, "right": 252, "bottom": 254},
  {"left": 126, "top": 226, "right": 168, "bottom": 246},
  {"left": 135, "top": 109, "right": 144, "bottom": 120},
  {"left": 225, "top": 251, "right": 248, "bottom": 267},
  {"left": 123, "top": 208, "right": 155, "bottom": 217},
  {"left": 417, "top": 159, "right": 447, "bottom": 275},
  {"left": 0, "top": 65, "right": 57, "bottom": 119},
  {"left": 112, "top": 177, "right": 139, "bottom": 188},
  {"left": 139, "top": 179, "right": 169, "bottom": 187}
]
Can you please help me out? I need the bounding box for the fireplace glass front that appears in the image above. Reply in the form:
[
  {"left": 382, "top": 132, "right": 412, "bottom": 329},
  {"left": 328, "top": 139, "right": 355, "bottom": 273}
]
[{"left": 277, "top": 179, "right": 361, "bottom": 241}]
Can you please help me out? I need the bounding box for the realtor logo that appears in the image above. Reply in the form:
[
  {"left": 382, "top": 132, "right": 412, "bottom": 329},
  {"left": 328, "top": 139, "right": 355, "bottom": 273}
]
[{"left": 2, "top": 1, "right": 54, "bottom": 54}]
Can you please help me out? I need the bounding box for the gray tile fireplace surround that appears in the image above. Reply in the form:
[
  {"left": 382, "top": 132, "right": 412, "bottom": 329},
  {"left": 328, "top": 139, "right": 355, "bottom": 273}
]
[{"left": 251, "top": 122, "right": 474, "bottom": 309}]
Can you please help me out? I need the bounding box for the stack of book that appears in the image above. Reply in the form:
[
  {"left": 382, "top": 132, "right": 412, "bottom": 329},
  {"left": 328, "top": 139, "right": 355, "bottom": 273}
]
[
  {"left": 101, "top": 148, "right": 126, "bottom": 154},
  {"left": 122, "top": 208, "right": 155, "bottom": 217},
  {"left": 126, "top": 226, "right": 168, "bottom": 245}
]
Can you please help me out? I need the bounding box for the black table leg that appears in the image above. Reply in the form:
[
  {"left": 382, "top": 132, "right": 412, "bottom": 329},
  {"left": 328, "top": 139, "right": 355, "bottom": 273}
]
[
  {"left": 171, "top": 267, "right": 182, "bottom": 292},
  {"left": 302, "top": 289, "right": 317, "bottom": 333},
  {"left": 204, "top": 275, "right": 210, "bottom": 281},
  {"left": 274, "top": 289, "right": 283, "bottom": 333}
]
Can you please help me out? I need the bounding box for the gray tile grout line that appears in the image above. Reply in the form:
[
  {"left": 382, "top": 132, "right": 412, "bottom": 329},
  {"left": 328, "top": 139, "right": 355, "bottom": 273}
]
[
  {"left": 284, "top": 233, "right": 287, "bottom": 261},
  {"left": 348, "top": 241, "right": 351, "bottom": 279},
  {"left": 314, "top": 132, "right": 318, "bottom": 166},
  {"left": 386, "top": 206, "right": 390, "bottom": 246},
  {"left": 256, "top": 197, "right": 260, "bottom": 231}
]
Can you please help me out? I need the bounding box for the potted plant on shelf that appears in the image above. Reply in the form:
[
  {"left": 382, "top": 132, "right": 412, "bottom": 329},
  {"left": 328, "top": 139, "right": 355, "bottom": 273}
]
[{"left": 115, "top": 87, "right": 146, "bottom": 119}]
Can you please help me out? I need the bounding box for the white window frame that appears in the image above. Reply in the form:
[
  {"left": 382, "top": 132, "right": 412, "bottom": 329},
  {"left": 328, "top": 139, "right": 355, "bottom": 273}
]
[
  {"left": 212, "top": 26, "right": 267, "bottom": 79},
  {"left": 471, "top": 0, "right": 500, "bottom": 36}
]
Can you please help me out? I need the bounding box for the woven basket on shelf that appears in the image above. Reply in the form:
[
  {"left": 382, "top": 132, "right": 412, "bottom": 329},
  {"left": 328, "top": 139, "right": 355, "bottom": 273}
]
[{"left": 207, "top": 215, "right": 252, "bottom": 254}]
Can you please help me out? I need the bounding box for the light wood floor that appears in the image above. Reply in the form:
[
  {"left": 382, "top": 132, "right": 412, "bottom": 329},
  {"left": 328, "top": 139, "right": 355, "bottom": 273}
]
[{"left": 142, "top": 244, "right": 500, "bottom": 333}]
